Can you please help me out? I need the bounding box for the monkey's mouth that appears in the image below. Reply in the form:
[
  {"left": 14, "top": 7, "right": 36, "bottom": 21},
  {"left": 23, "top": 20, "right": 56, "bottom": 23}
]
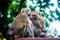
[{"left": 32, "top": 17, "right": 37, "bottom": 20}]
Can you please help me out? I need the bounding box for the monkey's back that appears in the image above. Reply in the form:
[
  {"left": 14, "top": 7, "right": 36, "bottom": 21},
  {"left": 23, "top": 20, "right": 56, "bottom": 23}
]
[
  {"left": 11, "top": 13, "right": 29, "bottom": 29},
  {"left": 8, "top": 13, "right": 30, "bottom": 37}
]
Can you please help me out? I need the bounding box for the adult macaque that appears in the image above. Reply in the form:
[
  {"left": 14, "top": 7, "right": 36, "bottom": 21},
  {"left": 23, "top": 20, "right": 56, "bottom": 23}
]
[
  {"left": 7, "top": 8, "right": 35, "bottom": 39},
  {"left": 30, "top": 11, "right": 47, "bottom": 37}
]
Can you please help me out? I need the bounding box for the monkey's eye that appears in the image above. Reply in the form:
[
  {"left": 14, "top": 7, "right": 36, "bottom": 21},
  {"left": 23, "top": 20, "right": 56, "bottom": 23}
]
[
  {"left": 32, "top": 15, "right": 36, "bottom": 17},
  {"left": 28, "top": 14, "right": 31, "bottom": 16}
]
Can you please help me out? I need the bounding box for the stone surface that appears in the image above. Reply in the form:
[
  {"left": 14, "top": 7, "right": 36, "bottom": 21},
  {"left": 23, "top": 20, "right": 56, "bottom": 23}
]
[{"left": 14, "top": 38, "right": 60, "bottom": 40}]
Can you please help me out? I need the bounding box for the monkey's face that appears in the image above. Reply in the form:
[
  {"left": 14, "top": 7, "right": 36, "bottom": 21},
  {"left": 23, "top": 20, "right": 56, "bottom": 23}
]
[
  {"left": 21, "top": 8, "right": 32, "bottom": 18},
  {"left": 31, "top": 11, "right": 40, "bottom": 20},
  {"left": 24, "top": 8, "right": 32, "bottom": 19},
  {"left": 27, "top": 13, "right": 32, "bottom": 19}
]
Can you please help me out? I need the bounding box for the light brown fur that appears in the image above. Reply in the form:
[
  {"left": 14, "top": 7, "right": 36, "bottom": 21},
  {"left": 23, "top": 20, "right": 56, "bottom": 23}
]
[
  {"left": 30, "top": 11, "right": 47, "bottom": 37},
  {"left": 7, "top": 8, "right": 35, "bottom": 39}
]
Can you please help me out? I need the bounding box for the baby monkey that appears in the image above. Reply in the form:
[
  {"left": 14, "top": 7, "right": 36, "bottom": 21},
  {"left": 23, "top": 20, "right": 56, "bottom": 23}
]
[{"left": 7, "top": 8, "right": 35, "bottom": 40}]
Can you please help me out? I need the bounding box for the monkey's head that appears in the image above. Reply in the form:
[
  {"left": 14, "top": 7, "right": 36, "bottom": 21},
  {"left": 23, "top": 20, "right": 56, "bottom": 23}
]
[
  {"left": 31, "top": 11, "right": 40, "bottom": 20},
  {"left": 20, "top": 8, "right": 32, "bottom": 18}
]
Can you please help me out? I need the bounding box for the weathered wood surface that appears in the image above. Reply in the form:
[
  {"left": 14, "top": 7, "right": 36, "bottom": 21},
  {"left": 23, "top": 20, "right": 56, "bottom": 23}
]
[{"left": 14, "top": 38, "right": 60, "bottom": 40}]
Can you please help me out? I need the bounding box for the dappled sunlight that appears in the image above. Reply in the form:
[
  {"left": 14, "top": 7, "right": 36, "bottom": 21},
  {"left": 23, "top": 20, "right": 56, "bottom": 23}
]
[
  {"left": 0, "top": 0, "right": 60, "bottom": 39},
  {"left": 47, "top": 21, "right": 60, "bottom": 38},
  {"left": 26, "top": 0, "right": 60, "bottom": 38}
]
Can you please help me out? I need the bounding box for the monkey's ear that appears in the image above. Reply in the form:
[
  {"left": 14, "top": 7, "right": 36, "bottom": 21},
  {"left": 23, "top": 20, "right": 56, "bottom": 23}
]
[
  {"left": 21, "top": 9, "right": 24, "bottom": 13},
  {"left": 35, "top": 11, "right": 40, "bottom": 15}
]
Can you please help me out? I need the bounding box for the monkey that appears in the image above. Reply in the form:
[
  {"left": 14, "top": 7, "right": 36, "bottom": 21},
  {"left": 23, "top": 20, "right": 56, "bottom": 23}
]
[
  {"left": 33, "top": 27, "right": 46, "bottom": 37},
  {"left": 21, "top": 10, "right": 47, "bottom": 37},
  {"left": 30, "top": 11, "right": 46, "bottom": 32},
  {"left": 7, "top": 8, "right": 35, "bottom": 40},
  {"left": 33, "top": 27, "right": 41, "bottom": 37},
  {"left": 30, "top": 11, "right": 47, "bottom": 37}
]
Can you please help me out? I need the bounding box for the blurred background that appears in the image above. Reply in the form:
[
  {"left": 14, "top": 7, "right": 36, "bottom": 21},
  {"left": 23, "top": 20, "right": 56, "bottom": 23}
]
[{"left": 0, "top": 0, "right": 60, "bottom": 40}]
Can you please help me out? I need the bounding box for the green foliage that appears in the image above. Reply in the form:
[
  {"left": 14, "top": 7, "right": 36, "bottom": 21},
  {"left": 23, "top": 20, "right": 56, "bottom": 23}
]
[
  {"left": 0, "top": 0, "right": 26, "bottom": 39},
  {"left": 37, "top": 0, "right": 50, "bottom": 8},
  {"left": 46, "top": 21, "right": 49, "bottom": 27},
  {"left": 29, "top": 5, "right": 36, "bottom": 11},
  {"left": 21, "top": 0, "right": 27, "bottom": 8},
  {"left": 0, "top": 0, "right": 60, "bottom": 39}
]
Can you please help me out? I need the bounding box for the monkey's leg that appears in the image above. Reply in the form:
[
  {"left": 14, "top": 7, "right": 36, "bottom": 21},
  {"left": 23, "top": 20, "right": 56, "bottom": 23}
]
[
  {"left": 27, "top": 26, "right": 34, "bottom": 38},
  {"left": 7, "top": 29, "right": 15, "bottom": 40}
]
